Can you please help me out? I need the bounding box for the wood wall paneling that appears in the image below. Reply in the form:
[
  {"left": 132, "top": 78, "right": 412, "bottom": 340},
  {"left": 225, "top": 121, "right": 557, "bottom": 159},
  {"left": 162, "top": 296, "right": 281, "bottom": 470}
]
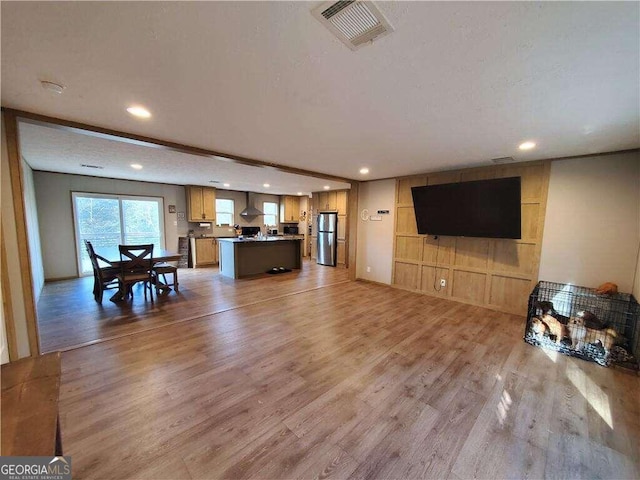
[
  {"left": 501, "top": 164, "right": 545, "bottom": 202},
  {"left": 396, "top": 207, "right": 418, "bottom": 235},
  {"left": 460, "top": 168, "right": 499, "bottom": 182},
  {"left": 392, "top": 160, "right": 550, "bottom": 315},
  {"left": 452, "top": 270, "right": 486, "bottom": 304},
  {"left": 396, "top": 176, "right": 426, "bottom": 205},
  {"left": 521, "top": 204, "right": 541, "bottom": 242},
  {"left": 427, "top": 171, "right": 461, "bottom": 186},
  {"left": 423, "top": 236, "right": 455, "bottom": 265},
  {"left": 393, "top": 262, "right": 420, "bottom": 290},
  {"left": 395, "top": 236, "right": 422, "bottom": 261},
  {"left": 491, "top": 241, "right": 536, "bottom": 275},
  {"left": 421, "top": 266, "right": 450, "bottom": 297},
  {"left": 489, "top": 275, "right": 533, "bottom": 315},
  {"left": 454, "top": 238, "right": 490, "bottom": 269}
]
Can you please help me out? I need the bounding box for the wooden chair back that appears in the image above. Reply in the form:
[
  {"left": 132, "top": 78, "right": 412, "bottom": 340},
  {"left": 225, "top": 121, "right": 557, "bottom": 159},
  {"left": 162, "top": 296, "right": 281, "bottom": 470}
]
[
  {"left": 84, "top": 240, "right": 119, "bottom": 303},
  {"left": 118, "top": 244, "right": 154, "bottom": 274}
]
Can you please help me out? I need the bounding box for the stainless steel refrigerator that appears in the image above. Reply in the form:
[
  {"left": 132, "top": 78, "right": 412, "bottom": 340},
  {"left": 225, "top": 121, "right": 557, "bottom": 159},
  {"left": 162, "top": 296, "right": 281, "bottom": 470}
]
[{"left": 317, "top": 212, "right": 337, "bottom": 267}]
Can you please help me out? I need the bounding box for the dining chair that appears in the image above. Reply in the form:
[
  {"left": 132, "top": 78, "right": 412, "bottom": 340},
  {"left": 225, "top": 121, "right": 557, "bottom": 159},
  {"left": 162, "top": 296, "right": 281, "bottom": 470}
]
[
  {"left": 117, "top": 244, "right": 155, "bottom": 301},
  {"left": 84, "top": 240, "right": 120, "bottom": 304},
  {"left": 152, "top": 262, "right": 179, "bottom": 295}
]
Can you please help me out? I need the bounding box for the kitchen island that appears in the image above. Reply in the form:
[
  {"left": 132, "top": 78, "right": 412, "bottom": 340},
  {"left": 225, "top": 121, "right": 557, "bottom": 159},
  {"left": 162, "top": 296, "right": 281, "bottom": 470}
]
[{"left": 218, "top": 236, "right": 303, "bottom": 279}]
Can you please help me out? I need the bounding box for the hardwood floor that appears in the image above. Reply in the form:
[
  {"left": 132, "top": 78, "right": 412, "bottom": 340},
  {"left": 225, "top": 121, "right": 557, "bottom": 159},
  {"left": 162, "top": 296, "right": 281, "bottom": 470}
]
[
  {"left": 37, "top": 260, "right": 349, "bottom": 352},
  {"left": 54, "top": 270, "right": 640, "bottom": 479}
]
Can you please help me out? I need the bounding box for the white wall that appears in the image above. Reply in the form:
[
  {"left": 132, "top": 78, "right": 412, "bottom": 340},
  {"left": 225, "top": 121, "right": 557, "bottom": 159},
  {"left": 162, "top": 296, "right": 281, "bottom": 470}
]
[
  {"left": 22, "top": 160, "right": 44, "bottom": 301},
  {"left": 539, "top": 151, "right": 640, "bottom": 292},
  {"left": 34, "top": 171, "right": 189, "bottom": 280},
  {"left": 1, "top": 115, "right": 32, "bottom": 358},
  {"left": 356, "top": 179, "right": 396, "bottom": 284}
]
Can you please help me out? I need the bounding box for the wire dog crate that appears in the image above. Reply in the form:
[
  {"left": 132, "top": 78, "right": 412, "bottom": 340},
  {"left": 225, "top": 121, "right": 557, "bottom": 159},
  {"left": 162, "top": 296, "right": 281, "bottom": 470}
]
[{"left": 524, "top": 281, "right": 639, "bottom": 368}]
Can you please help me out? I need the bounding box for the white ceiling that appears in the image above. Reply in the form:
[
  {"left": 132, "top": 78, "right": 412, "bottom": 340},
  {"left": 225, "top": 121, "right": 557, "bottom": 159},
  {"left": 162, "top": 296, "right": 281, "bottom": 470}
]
[
  {"left": 2, "top": 1, "right": 639, "bottom": 185},
  {"left": 17, "top": 121, "right": 351, "bottom": 195}
]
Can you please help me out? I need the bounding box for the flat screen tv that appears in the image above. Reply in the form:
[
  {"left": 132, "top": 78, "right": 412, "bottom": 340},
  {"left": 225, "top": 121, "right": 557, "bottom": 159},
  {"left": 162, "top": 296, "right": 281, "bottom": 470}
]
[{"left": 411, "top": 177, "right": 521, "bottom": 239}]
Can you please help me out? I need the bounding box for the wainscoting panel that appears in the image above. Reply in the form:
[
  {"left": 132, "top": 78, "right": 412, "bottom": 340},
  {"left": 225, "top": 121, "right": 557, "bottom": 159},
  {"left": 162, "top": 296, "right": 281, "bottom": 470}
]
[
  {"left": 391, "top": 160, "right": 551, "bottom": 316},
  {"left": 395, "top": 236, "right": 423, "bottom": 261},
  {"left": 421, "top": 266, "right": 450, "bottom": 296},
  {"left": 396, "top": 206, "right": 419, "bottom": 235},
  {"left": 452, "top": 270, "right": 487, "bottom": 304},
  {"left": 396, "top": 176, "right": 427, "bottom": 204},
  {"left": 393, "top": 261, "right": 420, "bottom": 290}
]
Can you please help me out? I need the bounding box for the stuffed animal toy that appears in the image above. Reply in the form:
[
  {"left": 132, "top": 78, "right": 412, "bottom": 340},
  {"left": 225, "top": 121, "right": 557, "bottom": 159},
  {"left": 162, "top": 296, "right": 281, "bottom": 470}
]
[{"left": 596, "top": 282, "right": 618, "bottom": 295}]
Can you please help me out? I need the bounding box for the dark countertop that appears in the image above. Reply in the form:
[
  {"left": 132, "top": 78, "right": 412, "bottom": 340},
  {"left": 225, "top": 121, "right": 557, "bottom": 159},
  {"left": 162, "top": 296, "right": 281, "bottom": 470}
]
[{"left": 218, "top": 236, "right": 303, "bottom": 243}]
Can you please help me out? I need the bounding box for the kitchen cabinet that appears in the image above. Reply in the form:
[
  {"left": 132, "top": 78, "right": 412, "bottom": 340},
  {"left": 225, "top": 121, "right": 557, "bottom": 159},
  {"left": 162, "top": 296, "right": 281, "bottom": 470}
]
[
  {"left": 186, "top": 186, "right": 216, "bottom": 222},
  {"left": 316, "top": 191, "right": 337, "bottom": 211},
  {"left": 191, "top": 237, "right": 218, "bottom": 267},
  {"left": 280, "top": 196, "right": 300, "bottom": 223},
  {"left": 336, "top": 191, "right": 348, "bottom": 215},
  {"left": 337, "top": 240, "right": 346, "bottom": 265},
  {"left": 311, "top": 236, "right": 317, "bottom": 260},
  {"left": 337, "top": 216, "right": 347, "bottom": 240}
]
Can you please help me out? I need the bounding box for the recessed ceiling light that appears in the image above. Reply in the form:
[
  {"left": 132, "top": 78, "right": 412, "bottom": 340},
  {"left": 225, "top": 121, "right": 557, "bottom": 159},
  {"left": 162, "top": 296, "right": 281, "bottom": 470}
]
[
  {"left": 519, "top": 141, "right": 536, "bottom": 150},
  {"left": 323, "top": 185, "right": 330, "bottom": 190},
  {"left": 359, "top": 167, "right": 370, "bottom": 174},
  {"left": 263, "top": 183, "right": 270, "bottom": 188},
  {"left": 41, "top": 80, "right": 65, "bottom": 94},
  {"left": 297, "top": 192, "right": 303, "bottom": 196},
  {"left": 130, "top": 164, "right": 143, "bottom": 170},
  {"left": 126, "top": 106, "right": 151, "bottom": 118},
  {"left": 223, "top": 183, "right": 230, "bottom": 187}
]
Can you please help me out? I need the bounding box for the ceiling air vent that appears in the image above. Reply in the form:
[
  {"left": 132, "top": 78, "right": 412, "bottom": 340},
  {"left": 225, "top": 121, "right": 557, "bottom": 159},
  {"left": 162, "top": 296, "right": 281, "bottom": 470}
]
[
  {"left": 81, "top": 164, "right": 104, "bottom": 169},
  {"left": 312, "top": 1, "right": 394, "bottom": 51}
]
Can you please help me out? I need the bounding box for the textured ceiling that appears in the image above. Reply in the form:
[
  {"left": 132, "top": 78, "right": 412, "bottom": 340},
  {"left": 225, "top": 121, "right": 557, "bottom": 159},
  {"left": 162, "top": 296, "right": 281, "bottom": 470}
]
[
  {"left": 2, "top": 1, "right": 639, "bottom": 184},
  {"left": 18, "top": 121, "right": 350, "bottom": 195}
]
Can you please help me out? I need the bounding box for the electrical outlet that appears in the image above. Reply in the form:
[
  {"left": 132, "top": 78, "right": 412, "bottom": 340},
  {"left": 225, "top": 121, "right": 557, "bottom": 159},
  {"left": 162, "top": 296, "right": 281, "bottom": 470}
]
[
  {"left": 440, "top": 279, "right": 446, "bottom": 287},
  {"left": 366, "top": 266, "right": 371, "bottom": 273}
]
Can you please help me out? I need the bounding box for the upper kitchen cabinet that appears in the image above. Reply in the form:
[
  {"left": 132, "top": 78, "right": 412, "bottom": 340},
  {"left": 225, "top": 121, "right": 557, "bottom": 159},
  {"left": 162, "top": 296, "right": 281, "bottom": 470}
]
[
  {"left": 316, "top": 191, "right": 337, "bottom": 211},
  {"left": 186, "top": 186, "right": 216, "bottom": 222},
  {"left": 280, "top": 195, "right": 300, "bottom": 223},
  {"left": 336, "top": 191, "right": 348, "bottom": 215},
  {"left": 314, "top": 190, "right": 348, "bottom": 213}
]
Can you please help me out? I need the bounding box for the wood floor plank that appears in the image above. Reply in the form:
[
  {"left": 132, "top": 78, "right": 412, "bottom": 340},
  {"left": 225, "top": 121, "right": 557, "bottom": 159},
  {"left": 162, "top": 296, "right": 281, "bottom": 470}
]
[{"left": 32, "top": 263, "right": 639, "bottom": 480}]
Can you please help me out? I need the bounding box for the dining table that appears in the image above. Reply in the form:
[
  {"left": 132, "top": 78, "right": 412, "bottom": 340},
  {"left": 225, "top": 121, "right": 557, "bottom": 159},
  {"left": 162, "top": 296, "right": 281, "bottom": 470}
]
[
  {"left": 95, "top": 247, "right": 182, "bottom": 267},
  {"left": 94, "top": 246, "right": 182, "bottom": 300}
]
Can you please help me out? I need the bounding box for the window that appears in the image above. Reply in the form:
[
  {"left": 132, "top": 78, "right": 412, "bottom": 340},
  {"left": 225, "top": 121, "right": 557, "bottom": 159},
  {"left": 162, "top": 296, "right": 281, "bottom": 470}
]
[
  {"left": 215, "top": 198, "right": 234, "bottom": 226},
  {"left": 263, "top": 201, "right": 278, "bottom": 227},
  {"left": 72, "top": 192, "right": 164, "bottom": 275}
]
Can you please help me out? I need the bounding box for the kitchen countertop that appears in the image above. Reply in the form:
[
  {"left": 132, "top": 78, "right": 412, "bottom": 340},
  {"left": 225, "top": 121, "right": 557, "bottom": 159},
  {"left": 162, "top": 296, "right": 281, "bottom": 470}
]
[{"left": 218, "top": 236, "right": 303, "bottom": 243}]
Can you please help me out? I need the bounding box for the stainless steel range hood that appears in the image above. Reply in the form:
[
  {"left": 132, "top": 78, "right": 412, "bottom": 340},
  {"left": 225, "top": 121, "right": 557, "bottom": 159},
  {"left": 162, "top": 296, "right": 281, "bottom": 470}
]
[{"left": 239, "top": 192, "right": 263, "bottom": 218}]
